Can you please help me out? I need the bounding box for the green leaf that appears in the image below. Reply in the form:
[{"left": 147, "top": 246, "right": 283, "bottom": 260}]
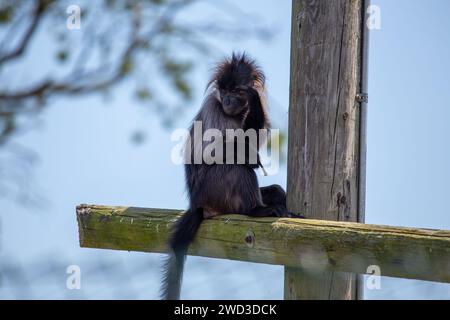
[
  {"left": 135, "top": 88, "right": 152, "bottom": 101},
  {"left": 150, "top": 0, "right": 167, "bottom": 5},
  {"left": 56, "top": 50, "right": 69, "bottom": 63},
  {"left": 0, "top": 6, "right": 13, "bottom": 23},
  {"left": 131, "top": 130, "right": 146, "bottom": 144},
  {"left": 174, "top": 78, "right": 191, "bottom": 100},
  {"left": 163, "top": 60, "right": 192, "bottom": 75},
  {"left": 120, "top": 58, "right": 134, "bottom": 74}
]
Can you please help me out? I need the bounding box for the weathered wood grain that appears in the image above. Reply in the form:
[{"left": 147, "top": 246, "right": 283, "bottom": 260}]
[
  {"left": 286, "top": 0, "right": 367, "bottom": 299},
  {"left": 76, "top": 205, "right": 450, "bottom": 284}
]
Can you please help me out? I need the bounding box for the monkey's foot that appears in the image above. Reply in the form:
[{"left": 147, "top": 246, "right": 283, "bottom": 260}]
[
  {"left": 273, "top": 206, "right": 305, "bottom": 219},
  {"left": 280, "top": 211, "right": 305, "bottom": 219},
  {"left": 289, "top": 212, "right": 306, "bottom": 219}
]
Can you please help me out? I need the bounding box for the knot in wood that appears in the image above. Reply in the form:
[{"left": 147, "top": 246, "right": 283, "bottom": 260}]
[{"left": 245, "top": 230, "right": 255, "bottom": 248}]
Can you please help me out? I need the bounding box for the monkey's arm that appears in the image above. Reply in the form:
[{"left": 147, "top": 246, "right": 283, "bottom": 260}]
[
  {"left": 242, "top": 86, "right": 266, "bottom": 132},
  {"left": 242, "top": 86, "right": 267, "bottom": 171}
]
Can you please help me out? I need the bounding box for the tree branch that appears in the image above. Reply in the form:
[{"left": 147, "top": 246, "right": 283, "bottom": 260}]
[{"left": 0, "top": 1, "right": 47, "bottom": 66}]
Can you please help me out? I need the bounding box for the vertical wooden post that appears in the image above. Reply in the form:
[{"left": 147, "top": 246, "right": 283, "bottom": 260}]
[{"left": 285, "top": 0, "right": 369, "bottom": 299}]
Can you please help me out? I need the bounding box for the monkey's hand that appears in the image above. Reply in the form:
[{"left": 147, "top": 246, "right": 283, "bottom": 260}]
[
  {"left": 238, "top": 85, "right": 266, "bottom": 132},
  {"left": 272, "top": 206, "right": 306, "bottom": 219},
  {"left": 237, "top": 85, "right": 259, "bottom": 102},
  {"left": 286, "top": 211, "right": 306, "bottom": 219}
]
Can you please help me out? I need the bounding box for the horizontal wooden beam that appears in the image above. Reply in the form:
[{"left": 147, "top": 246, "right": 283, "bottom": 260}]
[{"left": 76, "top": 204, "right": 450, "bottom": 283}]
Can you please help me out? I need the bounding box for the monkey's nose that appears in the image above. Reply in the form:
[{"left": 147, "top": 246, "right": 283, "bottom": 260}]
[{"left": 223, "top": 96, "right": 231, "bottom": 106}]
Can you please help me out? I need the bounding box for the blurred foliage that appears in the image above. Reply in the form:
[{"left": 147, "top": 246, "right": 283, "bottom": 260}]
[
  {"left": 0, "top": 0, "right": 271, "bottom": 143},
  {"left": 0, "top": 0, "right": 271, "bottom": 202}
]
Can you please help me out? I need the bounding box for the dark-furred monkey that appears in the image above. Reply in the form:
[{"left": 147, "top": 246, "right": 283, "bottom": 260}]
[{"left": 161, "top": 53, "right": 301, "bottom": 300}]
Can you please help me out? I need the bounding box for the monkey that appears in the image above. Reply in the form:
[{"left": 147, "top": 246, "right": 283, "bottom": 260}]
[{"left": 161, "top": 53, "right": 301, "bottom": 300}]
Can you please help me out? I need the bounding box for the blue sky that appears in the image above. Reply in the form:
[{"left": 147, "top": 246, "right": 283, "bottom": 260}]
[{"left": 1, "top": 0, "right": 449, "bottom": 299}]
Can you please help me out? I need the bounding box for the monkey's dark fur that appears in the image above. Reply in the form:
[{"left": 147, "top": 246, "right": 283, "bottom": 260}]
[{"left": 161, "top": 53, "right": 299, "bottom": 300}]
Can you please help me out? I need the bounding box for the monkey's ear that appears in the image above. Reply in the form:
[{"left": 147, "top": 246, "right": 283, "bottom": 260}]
[{"left": 253, "top": 79, "right": 264, "bottom": 90}]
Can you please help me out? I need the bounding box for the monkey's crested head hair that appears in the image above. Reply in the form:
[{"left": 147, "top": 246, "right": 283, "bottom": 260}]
[
  {"left": 205, "top": 52, "right": 269, "bottom": 124},
  {"left": 208, "top": 53, "right": 265, "bottom": 91}
]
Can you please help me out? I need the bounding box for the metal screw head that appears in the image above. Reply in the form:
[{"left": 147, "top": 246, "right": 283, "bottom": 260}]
[{"left": 356, "top": 93, "right": 369, "bottom": 103}]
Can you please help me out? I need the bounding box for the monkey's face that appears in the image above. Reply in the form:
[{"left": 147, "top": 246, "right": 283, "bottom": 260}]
[
  {"left": 219, "top": 86, "right": 249, "bottom": 116},
  {"left": 213, "top": 53, "right": 264, "bottom": 117}
]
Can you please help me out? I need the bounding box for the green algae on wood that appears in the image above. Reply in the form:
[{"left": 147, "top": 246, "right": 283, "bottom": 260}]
[{"left": 76, "top": 204, "right": 450, "bottom": 283}]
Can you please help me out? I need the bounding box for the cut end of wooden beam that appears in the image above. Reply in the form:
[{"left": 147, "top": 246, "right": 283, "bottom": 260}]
[{"left": 76, "top": 204, "right": 450, "bottom": 284}]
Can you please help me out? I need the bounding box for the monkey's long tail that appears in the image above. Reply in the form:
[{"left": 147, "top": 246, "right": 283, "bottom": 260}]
[{"left": 160, "top": 208, "right": 204, "bottom": 300}]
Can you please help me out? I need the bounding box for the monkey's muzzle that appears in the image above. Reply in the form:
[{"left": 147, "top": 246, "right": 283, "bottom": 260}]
[{"left": 222, "top": 93, "right": 248, "bottom": 116}]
